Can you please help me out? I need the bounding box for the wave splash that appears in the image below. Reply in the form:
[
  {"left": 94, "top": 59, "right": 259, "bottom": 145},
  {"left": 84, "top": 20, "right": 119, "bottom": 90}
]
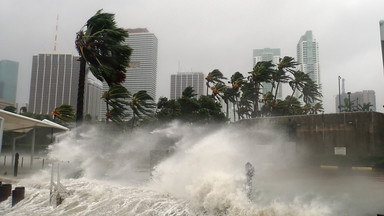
[{"left": 2, "top": 122, "right": 375, "bottom": 215}]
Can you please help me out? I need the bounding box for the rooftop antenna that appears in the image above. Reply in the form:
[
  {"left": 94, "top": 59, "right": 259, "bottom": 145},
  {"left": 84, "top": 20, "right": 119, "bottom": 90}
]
[
  {"left": 53, "top": 14, "right": 59, "bottom": 52},
  {"left": 178, "top": 61, "right": 181, "bottom": 73}
]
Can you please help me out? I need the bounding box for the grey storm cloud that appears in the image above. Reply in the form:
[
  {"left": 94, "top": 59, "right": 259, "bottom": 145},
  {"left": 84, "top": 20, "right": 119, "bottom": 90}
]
[{"left": 1, "top": 0, "right": 384, "bottom": 113}]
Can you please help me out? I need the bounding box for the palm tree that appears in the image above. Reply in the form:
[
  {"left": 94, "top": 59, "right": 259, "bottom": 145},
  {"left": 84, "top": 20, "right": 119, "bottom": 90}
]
[
  {"left": 358, "top": 102, "right": 373, "bottom": 111},
  {"left": 52, "top": 104, "right": 75, "bottom": 122},
  {"left": 273, "top": 56, "right": 297, "bottom": 104},
  {"left": 182, "top": 86, "right": 197, "bottom": 99},
  {"left": 312, "top": 102, "right": 324, "bottom": 114},
  {"left": 129, "top": 90, "right": 155, "bottom": 128},
  {"left": 248, "top": 61, "right": 274, "bottom": 117},
  {"left": 205, "top": 69, "right": 226, "bottom": 95},
  {"left": 210, "top": 82, "right": 227, "bottom": 101},
  {"left": 222, "top": 87, "right": 236, "bottom": 118},
  {"left": 102, "top": 84, "right": 130, "bottom": 124},
  {"left": 288, "top": 70, "right": 310, "bottom": 108},
  {"left": 19, "top": 106, "right": 27, "bottom": 114},
  {"left": 300, "top": 79, "right": 322, "bottom": 105},
  {"left": 75, "top": 9, "right": 132, "bottom": 125},
  {"left": 230, "top": 72, "right": 245, "bottom": 121}
]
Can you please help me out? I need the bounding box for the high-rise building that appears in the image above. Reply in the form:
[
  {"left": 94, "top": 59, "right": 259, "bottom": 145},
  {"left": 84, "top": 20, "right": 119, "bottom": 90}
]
[
  {"left": 99, "top": 28, "right": 158, "bottom": 120},
  {"left": 253, "top": 48, "right": 282, "bottom": 98},
  {"left": 0, "top": 60, "right": 19, "bottom": 104},
  {"left": 297, "top": 31, "right": 321, "bottom": 89},
  {"left": 28, "top": 53, "right": 101, "bottom": 116},
  {"left": 84, "top": 72, "right": 103, "bottom": 120},
  {"left": 380, "top": 20, "right": 384, "bottom": 71},
  {"left": 170, "top": 72, "right": 205, "bottom": 99}
]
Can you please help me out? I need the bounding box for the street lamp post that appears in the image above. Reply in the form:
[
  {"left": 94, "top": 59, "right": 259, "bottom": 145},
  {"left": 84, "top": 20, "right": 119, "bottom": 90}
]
[
  {"left": 347, "top": 92, "right": 351, "bottom": 112},
  {"left": 338, "top": 76, "right": 341, "bottom": 112}
]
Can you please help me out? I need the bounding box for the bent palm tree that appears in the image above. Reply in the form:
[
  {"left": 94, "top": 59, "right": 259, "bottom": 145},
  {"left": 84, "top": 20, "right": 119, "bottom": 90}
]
[
  {"left": 274, "top": 56, "right": 297, "bottom": 103},
  {"left": 102, "top": 84, "right": 130, "bottom": 125},
  {"left": 288, "top": 70, "right": 310, "bottom": 108},
  {"left": 52, "top": 104, "right": 75, "bottom": 122},
  {"left": 129, "top": 91, "right": 155, "bottom": 128},
  {"left": 230, "top": 72, "right": 245, "bottom": 121},
  {"left": 205, "top": 69, "right": 226, "bottom": 95},
  {"left": 248, "top": 61, "right": 274, "bottom": 117},
  {"left": 182, "top": 86, "right": 197, "bottom": 99},
  {"left": 75, "top": 9, "right": 132, "bottom": 125}
]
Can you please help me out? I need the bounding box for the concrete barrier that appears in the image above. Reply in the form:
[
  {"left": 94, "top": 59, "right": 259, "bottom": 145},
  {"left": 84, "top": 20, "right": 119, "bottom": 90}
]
[
  {"left": 0, "top": 183, "right": 12, "bottom": 202},
  {"left": 12, "top": 187, "right": 25, "bottom": 206}
]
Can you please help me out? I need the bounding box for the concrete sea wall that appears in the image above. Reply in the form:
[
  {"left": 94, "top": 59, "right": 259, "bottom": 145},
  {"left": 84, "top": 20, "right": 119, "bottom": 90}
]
[{"left": 239, "top": 112, "right": 384, "bottom": 158}]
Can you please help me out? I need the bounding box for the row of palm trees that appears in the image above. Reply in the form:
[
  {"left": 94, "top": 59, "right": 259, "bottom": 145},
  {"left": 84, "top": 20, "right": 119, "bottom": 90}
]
[{"left": 205, "top": 56, "right": 323, "bottom": 120}]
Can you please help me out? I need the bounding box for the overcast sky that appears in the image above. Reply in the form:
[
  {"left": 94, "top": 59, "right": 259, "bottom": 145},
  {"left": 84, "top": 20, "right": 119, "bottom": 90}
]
[{"left": 1, "top": 0, "right": 384, "bottom": 113}]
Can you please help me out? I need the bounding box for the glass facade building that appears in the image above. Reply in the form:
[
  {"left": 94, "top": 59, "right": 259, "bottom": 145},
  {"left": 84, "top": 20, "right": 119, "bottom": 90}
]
[{"left": 0, "top": 60, "right": 19, "bottom": 104}]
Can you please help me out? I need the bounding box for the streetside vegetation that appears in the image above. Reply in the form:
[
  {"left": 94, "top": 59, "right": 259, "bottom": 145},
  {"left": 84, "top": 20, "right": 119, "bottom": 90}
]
[{"left": 156, "top": 87, "right": 227, "bottom": 124}]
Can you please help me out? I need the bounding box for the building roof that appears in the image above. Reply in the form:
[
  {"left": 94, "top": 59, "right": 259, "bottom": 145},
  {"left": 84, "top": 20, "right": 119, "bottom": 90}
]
[
  {"left": 0, "top": 110, "right": 68, "bottom": 133},
  {"left": 127, "top": 28, "right": 149, "bottom": 34}
]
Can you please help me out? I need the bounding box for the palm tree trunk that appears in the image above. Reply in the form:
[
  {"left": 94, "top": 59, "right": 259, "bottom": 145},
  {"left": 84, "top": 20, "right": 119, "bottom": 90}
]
[
  {"left": 253, "top": 83, "right": 259, "bottom": 117},
  {"left": 274, "top": 80, "right": 281, "bottom": 103},
  {"left": 76, "top": 57, "right": 86, "bottom": 126},
  {"left": 131, "top": 113, "right": 135, "bottom": 129},
  {"left": 105, "top": 102, "right": 110, "bottom": 123},
  {"left": 288, "top": 85, "right": 297, "bottom": 109},
  {"left": 233, "top": 99, "right": 236, "bottom": 122},
  {"left": 226, "top": 102, "right": 229, "bottom": 118}
]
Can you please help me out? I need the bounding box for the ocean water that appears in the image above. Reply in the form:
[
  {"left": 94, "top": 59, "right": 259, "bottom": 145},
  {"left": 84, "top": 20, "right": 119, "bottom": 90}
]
[{"left": 1, "top": 122, "right": 383, "bottom": 215}]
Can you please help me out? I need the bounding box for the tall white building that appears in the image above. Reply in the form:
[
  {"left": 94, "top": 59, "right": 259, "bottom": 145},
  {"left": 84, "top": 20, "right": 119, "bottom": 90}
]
[
  {"left": 84, "top": 72, "right": 103, "bottom": 120},
  {"left": 297, "top": 31, "right": 321, "bottom": 89},
  {"left": 29, "top": 53, "right": 80, "bottom": 114},
  {"left": 253, "top": 48, "right": 282, "bottom": 98},
  {"left": 99, "top": 28, "right": 158, "bottom": 120},
  {"left": 170, "top": 72, "right": 205, "bottom": 100},
  {"left": 28, "top": 53, "right": 102, "bottom": 116}
]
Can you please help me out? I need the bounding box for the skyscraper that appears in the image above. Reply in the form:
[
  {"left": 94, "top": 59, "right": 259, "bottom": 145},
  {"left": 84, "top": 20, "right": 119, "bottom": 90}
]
[
  {"left": 253, "top": 48, "right": 282, "bottom": 98},
  {"left": 380, "top": 20, "right": 384, "bottom": 71},
  {"left": 297, "top": 31, "right": 321, "bottom": 89},
  {"left": 170, "top": 72, "right": 205, "bottom": 99},
  {"left": 28, "top": 53, "right": 101, "bottom": 116},
  {"left": 0, "top": 60, "right": 19, "bottom": 104},
  {"left": 84, "top": 73, "right": 103, "bottom": 119},
  {"left": 126, "top": 28, "right": 158, "bottom": 99},
  {"left": 99, "top": 28, "right": 158, "bottom": 120}
]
